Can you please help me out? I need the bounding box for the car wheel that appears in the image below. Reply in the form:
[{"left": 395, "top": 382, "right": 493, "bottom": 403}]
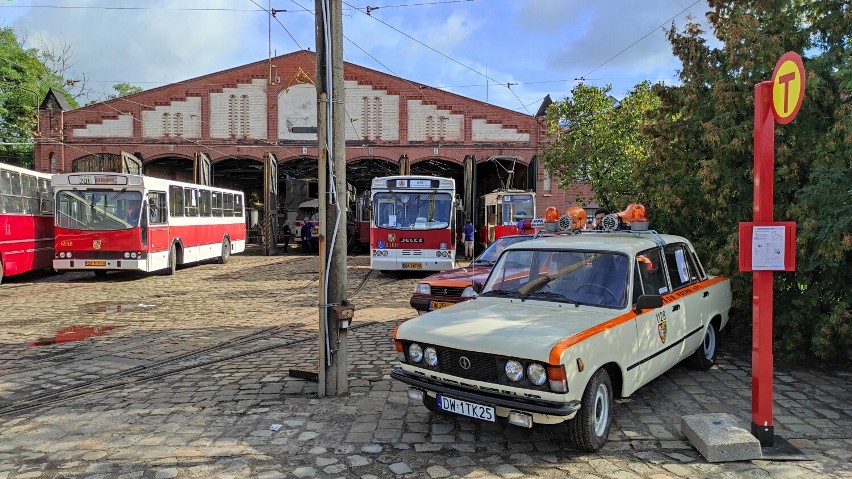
[
  {"left": 567, "top": 368, "right": 613, "bottom": 452},
  {"left": 689, "top": 321, "right": 718, "bottom": 370},
  {"left": 218, "top": 237, "right": 231, "bottom": 264}
]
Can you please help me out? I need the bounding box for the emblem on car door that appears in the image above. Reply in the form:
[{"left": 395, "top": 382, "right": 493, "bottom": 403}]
[
  {"left": 656, "top": 311, "right": 667, "bottom": 343},
  {"left": 459, "top": 356, "right": 471, "bottom": 369}
]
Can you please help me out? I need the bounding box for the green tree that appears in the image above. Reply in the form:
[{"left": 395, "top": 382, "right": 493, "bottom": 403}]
[
  {"left": 541, "top": 81, "right": 660, "bottom": 210},
  {"left": 108, "top": 82, "right": 143, "bottom": 99},
  {"left": 0, "top": 27, "right": 75, "bottom": 167},
  {"left": 640, "top": 0, "right": 851, "bottom": 360}
]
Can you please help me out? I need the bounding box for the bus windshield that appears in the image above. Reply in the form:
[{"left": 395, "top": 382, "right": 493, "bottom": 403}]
[
  {"left": 56, "top": 189, "right": 143, "bottom": 230},
  {"left": 373, "top": 191, "right": 453, "bottom": 230},
  {"left": 501, "top": 194, "right": 534, "bottom": 224}
]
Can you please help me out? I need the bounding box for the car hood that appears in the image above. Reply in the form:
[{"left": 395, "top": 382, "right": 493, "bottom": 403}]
[
  {"left": 396, "top": 297, "right": 625, "bottom": 362},
  {"left": 421, "top": 264, "right": 493, "bottom": 285}
]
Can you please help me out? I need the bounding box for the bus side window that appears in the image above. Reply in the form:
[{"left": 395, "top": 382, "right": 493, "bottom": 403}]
[
  {"left": 223, "top": 193, "right": 234, "bottom": 217},
  {"left": 200, "top": 190, "right": 212, "bottom": 217},
  {"left": 38, "top": 178, "right": 53, "bottom": 215},
  {"left": 21, "top": 174, "right": 38, "bottom": 214},
  {"left": 212, "top": 192, "right": 223, "bottom": 217},
  {"left": 1, "top": 170, "right": 23, "bottom": 213},
  {"left": 169, "top": 185, "right": 184, "bottom": 217},
  {"left": 148, "top": 191, "right": 167, "bottom": 224},
  {"left": 184, "top": 188, "right": 199, "bottom": 217},
  {"left": 233, "top": 194, "right": 243, "bottom": 217}
]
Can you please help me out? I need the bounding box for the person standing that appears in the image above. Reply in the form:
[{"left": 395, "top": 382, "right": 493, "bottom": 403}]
[
  {"left": 462, "top": 218, "right": 475, "bottom": 261},
  {"left": 281, "top": 223, "right": 292, "bottom": 253},
  {"left": 301, "top": 218, "right": 313, "bottom": 254}
]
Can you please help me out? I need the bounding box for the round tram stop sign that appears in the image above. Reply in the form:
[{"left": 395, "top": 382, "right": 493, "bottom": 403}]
[{"left": 771, "top": 51, "right": 806, "bottom": 124}]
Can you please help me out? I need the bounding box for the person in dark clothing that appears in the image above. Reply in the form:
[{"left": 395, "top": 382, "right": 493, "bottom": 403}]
[
  {"left": 301, "top": 219, "right": 313, "bottom": 254},
  {"left": 281, "top": 223, "right": 292, "bottom": 252}
]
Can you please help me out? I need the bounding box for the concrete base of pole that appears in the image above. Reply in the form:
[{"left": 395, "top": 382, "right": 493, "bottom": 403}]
[{"left": 681, "top": 413, "right": 762, "bottom": 462}]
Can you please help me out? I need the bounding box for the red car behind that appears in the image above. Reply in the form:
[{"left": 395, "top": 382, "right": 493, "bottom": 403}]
[{"left": 409, "top": 234, "right": 540, "bottom": 314}]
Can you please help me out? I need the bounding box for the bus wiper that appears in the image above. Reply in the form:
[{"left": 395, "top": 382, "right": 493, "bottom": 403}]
[{"left": 523, "top": 291, "right": 580, "bottom": 306}]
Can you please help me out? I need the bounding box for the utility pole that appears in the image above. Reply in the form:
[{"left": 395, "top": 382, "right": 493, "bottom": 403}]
[{"left": 315, "top": 0, "right": 349, "bottom": 397}]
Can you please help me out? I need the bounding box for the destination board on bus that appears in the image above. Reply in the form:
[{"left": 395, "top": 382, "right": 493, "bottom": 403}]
[
  {"left": 68, "top": 175, "right": 129, "bottom": 186},
  {"left": 388, "top": 179, "right": 437, "bottom": 189}
]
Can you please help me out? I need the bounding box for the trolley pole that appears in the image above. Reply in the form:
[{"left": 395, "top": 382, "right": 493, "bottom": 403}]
[{"left": 315, "top": 0, "right": 349, "bottom": 397}]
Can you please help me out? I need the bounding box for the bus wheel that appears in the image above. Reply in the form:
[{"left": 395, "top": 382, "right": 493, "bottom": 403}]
[
  {"left": 94, "top": 270, "right": 107, "bottom": 278},
  {"left": 218, "top": 238, "right": 231, "bottom": 264},
  {"left": 0, "top": 258, "right": 4, "bottom": 284},
  {"left": 165, "top": 245, "right": 177, "bottom": 276}
]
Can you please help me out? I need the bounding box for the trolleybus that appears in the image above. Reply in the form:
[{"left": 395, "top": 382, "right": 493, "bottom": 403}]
[
  {"left": 0, "top": 163, "right": 54, "bottom": 284},
  {"left": 478, "top": 189, "right": 536, "bottom": 247},
  {"left": 52, "top": 172, "right": 246, "bottom": 276},
  {"left": 370, "top": 175, "right": 457, "bottom": 272}
]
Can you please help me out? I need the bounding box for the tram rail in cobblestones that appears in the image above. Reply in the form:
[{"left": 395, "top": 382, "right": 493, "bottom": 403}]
[{"left": 0, "top": 321, "right": 386, "bottom": 417}]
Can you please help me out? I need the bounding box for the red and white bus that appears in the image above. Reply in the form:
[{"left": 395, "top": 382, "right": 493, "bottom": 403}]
[
  {"left": 0, "top": 163, "right": 54, "bottom": 284},
  {"left": 52, "top": 172, "right": 246, "bottom": 277},
  {"left": 370, "top": 175, "right": 457, "bottom": 272}
]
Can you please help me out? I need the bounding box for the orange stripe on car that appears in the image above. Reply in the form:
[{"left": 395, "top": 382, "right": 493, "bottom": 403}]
[{"left": 548, "top": 276, "right": 728, "bottom": 364}]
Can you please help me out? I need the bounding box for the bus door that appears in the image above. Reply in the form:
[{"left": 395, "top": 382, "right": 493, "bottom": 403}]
[{"left": 146, "top": 191, "right": 170, "bottom": 268}]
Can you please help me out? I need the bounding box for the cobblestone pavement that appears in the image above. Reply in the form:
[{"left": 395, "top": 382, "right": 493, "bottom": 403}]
[{"left": 0, "top": 249, "right": 850, "bottom": 479}]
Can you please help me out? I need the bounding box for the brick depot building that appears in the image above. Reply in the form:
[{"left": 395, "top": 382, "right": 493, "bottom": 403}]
[{"left": 34, "top": 50, "right": 590, "bottom": 219}]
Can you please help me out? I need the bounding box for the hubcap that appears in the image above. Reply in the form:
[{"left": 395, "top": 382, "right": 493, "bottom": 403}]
[
  {"left": 593, "top": 383, "right": 609, "bottom": 437},
  {"left": 703, "top": 326, "right": 716, "bottom": 360}
]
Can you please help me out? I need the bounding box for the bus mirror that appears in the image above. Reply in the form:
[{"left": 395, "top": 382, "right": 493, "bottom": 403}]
[{"left": 39, "top": 192, "right": 54, "bottom": 216}]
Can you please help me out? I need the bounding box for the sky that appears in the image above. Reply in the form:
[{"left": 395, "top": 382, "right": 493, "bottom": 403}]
[{"left": 1, "top": 0, "right": 715, "bottom": 113}]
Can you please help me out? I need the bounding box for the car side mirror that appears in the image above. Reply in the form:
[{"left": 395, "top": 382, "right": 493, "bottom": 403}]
[
  {"left": 472, "top": 281, "right": 483, "bottom": 294},
  {"left": 634, "top": 294, "right": 664, "bottom": 314}
]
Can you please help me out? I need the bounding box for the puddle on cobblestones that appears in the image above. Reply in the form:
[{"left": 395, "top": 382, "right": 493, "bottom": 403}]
[{"left": 29, "top": 325, "right": 116, "bottom": 346}]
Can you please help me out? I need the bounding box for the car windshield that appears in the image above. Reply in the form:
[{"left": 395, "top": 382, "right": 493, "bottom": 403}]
[
  {"left": 475, "top": 236, "right": 535, "bottom": 264},
  {"left": 56, "top": 189, "right": 143, "bottom": 231},
  {"left": 372, "top": 191, "right": 452, "bottom": 230},
  {"left": 481, "top": 249, "right": 630, "bottom": 309}
]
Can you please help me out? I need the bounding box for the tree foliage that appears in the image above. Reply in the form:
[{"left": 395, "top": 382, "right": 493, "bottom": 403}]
[
  {"left": 541, "top": 82, "right": 660, "bottom": 210},
  {"left": 638, "top": 0, "right": 851, "bottom": 361},
  {"left": 0, "top": 27, "right": 75, "bottom": 167},
  {"left": 108, "top": 82, "right": 143, "bottom": 99}
]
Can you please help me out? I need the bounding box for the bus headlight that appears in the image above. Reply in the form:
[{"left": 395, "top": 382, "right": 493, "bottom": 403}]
[
  {"left": 414, "top": 283, "right": 431, "bottom": 295},
  {"left": 58, "top": 252, "right": 65, "bottom": 259},
  {"left": 66, "top": 252, "right": 72, "bottom": 258},
  {"left": 505, "top": 360, "right": 524, "bottom": 382},
  {"left": 124, "top": 252, "right": 130, "bottom": 258},
  {"left": 527, "top": 363, "right": 547, "bottom": 386},
  {"left": 408, "top": 343, "right": 423, "bottom": 363}
]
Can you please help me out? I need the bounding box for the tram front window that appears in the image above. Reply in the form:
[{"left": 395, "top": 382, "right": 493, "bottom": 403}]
[{"left": 373, "top": 192, "right": 452, "bottom": 230}]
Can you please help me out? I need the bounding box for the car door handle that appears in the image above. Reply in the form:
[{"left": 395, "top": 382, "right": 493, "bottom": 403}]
[
  {"left": 672, "top": 304, "right": 681, "bottom": 312},
  {"left": 703, "top": 291, "right": 709, "bottom": 298}
]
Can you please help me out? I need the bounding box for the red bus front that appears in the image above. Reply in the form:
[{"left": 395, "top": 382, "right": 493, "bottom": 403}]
[{"left": 53, "top": 188, "right": 147, "bottom": 274}]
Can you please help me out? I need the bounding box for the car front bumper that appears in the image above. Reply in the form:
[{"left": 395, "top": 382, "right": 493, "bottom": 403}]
[{"left": 390, "top": 368, "right": 581, "bottom": 417}]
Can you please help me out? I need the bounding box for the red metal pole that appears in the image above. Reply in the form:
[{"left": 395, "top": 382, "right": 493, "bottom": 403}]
[{"left": 752, "top": 81, "right": 775, "bottom": 446}]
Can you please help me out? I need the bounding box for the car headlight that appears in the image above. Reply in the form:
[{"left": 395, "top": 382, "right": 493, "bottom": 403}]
[
  {"left": 414, "top": 283, "right": 431, "bottom": 295},
  {"left": 527, "top": 363, "right": 547, "bottom": 386},
  {"left": 505, "top": 360, "right": 524, "bottom": 382},
  {"left": 408, "top": 343, "right": 423, "bottom": 363},
  {"left": 424, "top": 347, "right": 438, "bottom": 366},
  {"left": 460, "top": 286, "right": 477, "bottom": 298}
]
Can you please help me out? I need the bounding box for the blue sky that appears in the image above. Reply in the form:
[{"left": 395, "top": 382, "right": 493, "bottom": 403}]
[{"left": 2, "top": 0, "right": 713, "bottom": 112}]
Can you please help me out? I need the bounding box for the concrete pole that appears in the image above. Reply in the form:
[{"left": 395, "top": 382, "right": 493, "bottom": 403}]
[{"left": 315, "top": 0, "right": 348, "bottom": 397}]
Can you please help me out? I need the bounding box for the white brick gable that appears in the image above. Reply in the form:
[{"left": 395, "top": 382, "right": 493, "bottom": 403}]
[
  {"left": 73, "top": 114, "right": 133, "bottom": 138},
  {"left": 407, "top": 100, "right": 463, "bottom": 142},
  {"left": 471, "top": 119, "right": 529, "bottom": 142},
  {"left": 141, "top": 97, "right": 201, "bottom": 138},
  {"left": 210, "top": 79, "right": 267, "bottom": 139}
]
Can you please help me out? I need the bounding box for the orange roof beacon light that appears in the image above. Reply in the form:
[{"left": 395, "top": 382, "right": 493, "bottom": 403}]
[
  {"left": 603, "top": 203, "right": 650, "bottom": 231},
  {"left": 543, "top": 206, "right": 559, "bottom": 232},
  {"left": 559, "top": 205, "right": 588, "bottom": 231}
]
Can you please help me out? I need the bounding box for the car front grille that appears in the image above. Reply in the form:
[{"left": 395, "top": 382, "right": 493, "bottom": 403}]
[
  {"left": 436, "top": 348, "right": 498, "bottom": 382},
  {"left": 430, "top": 286, "right": 465, "bottom": 297}
]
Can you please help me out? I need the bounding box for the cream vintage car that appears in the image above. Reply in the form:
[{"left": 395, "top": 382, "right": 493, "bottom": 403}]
[{"left": 392, "top": 229, "right": 731, "bottom": 451}]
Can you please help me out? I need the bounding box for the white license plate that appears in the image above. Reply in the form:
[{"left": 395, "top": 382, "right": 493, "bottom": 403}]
[{"left": 437, "top": 394, "right": 495, "bottom": 422}]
